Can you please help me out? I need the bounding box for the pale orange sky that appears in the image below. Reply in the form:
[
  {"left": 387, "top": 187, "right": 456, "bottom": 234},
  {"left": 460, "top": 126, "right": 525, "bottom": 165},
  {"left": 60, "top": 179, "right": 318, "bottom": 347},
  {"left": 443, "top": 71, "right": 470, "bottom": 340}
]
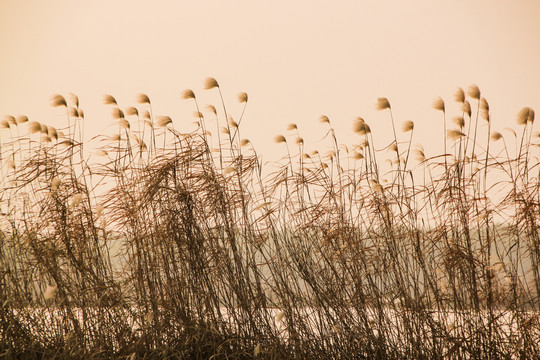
[{"left": 1, "top": 0, "right": 540, "bottom": 164}]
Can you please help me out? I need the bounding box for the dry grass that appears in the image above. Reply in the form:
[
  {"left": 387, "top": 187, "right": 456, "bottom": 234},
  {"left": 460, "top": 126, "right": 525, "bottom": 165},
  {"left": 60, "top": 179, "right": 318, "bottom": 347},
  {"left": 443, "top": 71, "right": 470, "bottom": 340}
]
[{"left": 0, "top": 82, "right": 539, "bottom": 359}]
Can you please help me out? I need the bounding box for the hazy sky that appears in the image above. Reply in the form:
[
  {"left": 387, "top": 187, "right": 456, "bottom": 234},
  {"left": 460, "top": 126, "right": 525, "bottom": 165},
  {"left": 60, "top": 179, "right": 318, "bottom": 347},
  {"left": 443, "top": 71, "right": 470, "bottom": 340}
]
[{"left": 1, "top": 0, "right": 540, "bottom": 164}]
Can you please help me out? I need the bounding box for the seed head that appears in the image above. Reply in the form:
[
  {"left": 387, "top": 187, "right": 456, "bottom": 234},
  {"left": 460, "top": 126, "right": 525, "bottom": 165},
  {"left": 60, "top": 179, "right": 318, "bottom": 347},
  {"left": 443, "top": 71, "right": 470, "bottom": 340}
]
[
  {"left": 182, "top": 89, "right": 196, "bottom": 100},
  {"left": 447, "top": 129, "right": 466, "bottom": 140},
  {"left": 432, "top": 97, "right": 445, "bottom": 112},
  {"left": 352, "top": 152, "right": 364, "bottom": 160},
  {"left": 44, "top": 285, "right": 58, "bottom": 300},
  {"left": 71, "top": 193, "right": 83, "bottom": 208},
  {"left": 16, "top": 115, "right": 28, "bottom": 124},
  {"left": 452, "top": 116, "right": 465, "bottom": 129},
  {"left": 157, "top": 116, "right": 172, "bottom": 127},
  {"left": 402, "top": 120, "right": 414, "bottom": 132},
  {"left": 70, "top": 93, "right": 79, "bottom": 107},
  {"left": 238, "top": 92, "right": 248, "bottom": 103},
  {"left": 275, "top": 310, "right": 285, "bottom": 323},
  {"left": 48, "top": 127, "right": 58, "bottom": 140},
  {"left": 204, "top": 77, "right": 219, "bottom": 90},
  {"left": 414, "top": 147, "right": 426, "bottom": 162},
  {"left": 240, "top": 139, "right": 250, "bottom": 146},
  {"left": 125, "top": 107, "right": 138, "bottom": 116},
  {"left": 490, "top": 132, "right": 502, "bottom": 141},
  {"left": 206, "top": 105, "right": 217, "bottom": 116},
  {"left": 320, "top": 115, "right": 330, "bottom": 124},
  {"left": 517, "top": 107, "right": 532, "bottom": 125},
  {"left": 28, "top": 121, "right": 42, "bottom": 134},
  {"left": 119, "top": 119, "right": 130, "bottom": 129},
  {"left": 467, "top": 84, "right": 481, "bottom": 100},
  {"left": 51, "top": 177, "right": 61, "bottom": 190},
  {"left": 51, "top": 94, "right": 67, "bottom": 107},
  {"left": 103, "top": 94, "right": 117, "bottom": 105},
  {"left": 228, "top": 118, "right": 238, "bottom": 128},
  {"left": 112, "top": 108, "right": 125, "bottom": 120},
  {"left": 462, "top": 101, "right": 472, "bottom": 118},
  {"left": 136, "top": 93, "right": 151, "bottom": 104},
  {"left": 455, "top": 87, "right": 465, "bottom": 103},
  {"left": 376, "top": 97, "right": 391, "bottom": 111},
  {"left": 274, "top": 135, "right": 286, "bottom": 144},
  {"left": 353, "top": 118, "right": 367, "bottom": 135},
  {"left": 369, "top": 179, "right": 383, "bottom": 193}
]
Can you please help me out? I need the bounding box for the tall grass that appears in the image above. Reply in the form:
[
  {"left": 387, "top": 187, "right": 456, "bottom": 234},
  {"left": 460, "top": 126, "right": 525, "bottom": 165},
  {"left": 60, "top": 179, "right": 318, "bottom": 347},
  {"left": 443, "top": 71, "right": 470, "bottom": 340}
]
[{"left": 1, "top": 82, "right": 539, "bottom": 359}]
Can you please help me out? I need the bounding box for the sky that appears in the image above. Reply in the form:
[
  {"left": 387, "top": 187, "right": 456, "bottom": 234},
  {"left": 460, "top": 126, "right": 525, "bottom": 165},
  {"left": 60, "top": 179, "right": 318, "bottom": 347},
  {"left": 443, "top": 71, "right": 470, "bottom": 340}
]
[{"left": 1, "top": 0, "right": 540, "bottom": 165}]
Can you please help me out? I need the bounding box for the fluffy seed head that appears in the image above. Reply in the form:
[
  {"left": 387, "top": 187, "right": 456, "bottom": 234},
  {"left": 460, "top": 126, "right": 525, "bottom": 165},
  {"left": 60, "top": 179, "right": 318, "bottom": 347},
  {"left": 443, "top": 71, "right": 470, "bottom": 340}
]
[
  {"left": 295, "top": 137, "right": 304, "bottom": 145},
  {"left": 1, "top": 120, "right": 10, "bottom": 129},
  {"left": 204, "top": 77, "right": 219, "bottom": 90},
  {"left": 320, "top": 115, "right": 330, "bottom": 124},
  {"left": 48, "top": 127, "right": 57, "bottom": 140},
  {"left": 70, "top": 93, "right": 79, "bottom": 107},
  {"left": 137, "top": 93, "right": 151, "bottom": 104},
  {"left": 119, "top": 119, "right": 130, "bottom": 129},
  {"left": 462, "top": 101, "right": 472, "bottom": 118},
  {"left": 28, "top": 121, "right": 42, "bottom": 134},
  {"left": 69, "top": 107, "right": 79, "bottom": 118},
  {"left": 112, "top": 108, "right": 125, "bottom": 120},
  {"left": 376, "top": 97, "right": 391, "bottom": 111},
  {"left": 453, "top": 116, "right": 465, "bottom": 129},
  {"left": 402, "top": 120, "right": 414, "bottom": 132},
  {"left": 526, "top": 108, "right": 535, "bottom": 124},
  {"left": 447, "top": 129, "right": 466, "bottom": 140},
  {"left": 124, "top": 107, "right": 138, "bottom": 116},
  {"left": 6, "top": 116, "right": 16, "bottom": 125},
  {"left": 228, "top": 118, "right": 238, "bottom": 128},
  {"left": 369, "top": 179, "right": 383, "bottom": 193},
  {"left": 51, "top": 177, "right": 61, "bottom": 190},
  {"left": 353, "top": 118, "right": 367, "bottom": 135},
  {"left": 287, "top": 123, "right": 298, "bottom": 131},
  {"left": 71, "top": 193, "right": 83, "bottom": 208},
  {"left": 352, "top": 152, "right": 364, "bottom": 160},
  {"left": 206, "top": 105, "right": 217, "bottom": 116},
  {"left": 141, "top": 110, "right": 151, "bottom": 120},
  {"left": 517, "top": 107, "right": 532, "bottom": 125},
  {"left": 275, "top": 311, "right": 285, "bottom": 323},
  {"left": 432, "top": 97, "right": 445, "bottom": 112},
  {"left": 467, "top": 84, "right": 481, "bottom": 100},
  {"left": 182, "top": 89, "right": 196, "bottom": 100},
  {"left": 16, "top": 115, "right": 29, "bottom": 124},
  {"left": 103, "top": 94, "right": 117, "bottom": 105},
  {"left": 240, "top": 139, "right": 250, "bottom": 146},
  {"left": 44, "top": 285, "right": 57, "bottom": 300},
  {"left": 274, "top": 135, "right": 286, "bottom": 144},
  {"left": 51, "top": 94, "right": 67, "bottom": 107},
  {"left": 157, "top": 116, "right": 172, "bottom": 127},
  {"left": 238, "top": 92, "right": 248, "bottom": 103},
  {"left": 455, "top": 87, "right": 465, "bottom": 103},
  {"left": 414, "top": 147, "right": 426, "bottom": 162},
  {"left": 490, "top": 132, "right": 502, "bottom": 141}
]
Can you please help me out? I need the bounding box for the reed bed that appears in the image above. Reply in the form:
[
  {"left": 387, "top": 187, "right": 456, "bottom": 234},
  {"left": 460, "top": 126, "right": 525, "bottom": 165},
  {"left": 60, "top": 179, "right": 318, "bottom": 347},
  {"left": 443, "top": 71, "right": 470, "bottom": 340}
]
[{"left": 1, "top": 81, "right": 539, "bottom": 359}]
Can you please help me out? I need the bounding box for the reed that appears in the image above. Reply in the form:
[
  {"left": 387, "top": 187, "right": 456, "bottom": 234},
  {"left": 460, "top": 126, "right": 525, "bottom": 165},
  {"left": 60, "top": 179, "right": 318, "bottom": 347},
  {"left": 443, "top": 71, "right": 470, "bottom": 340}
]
[{"left": 0, "top": 81, "right": 539, "bottom": 359}]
